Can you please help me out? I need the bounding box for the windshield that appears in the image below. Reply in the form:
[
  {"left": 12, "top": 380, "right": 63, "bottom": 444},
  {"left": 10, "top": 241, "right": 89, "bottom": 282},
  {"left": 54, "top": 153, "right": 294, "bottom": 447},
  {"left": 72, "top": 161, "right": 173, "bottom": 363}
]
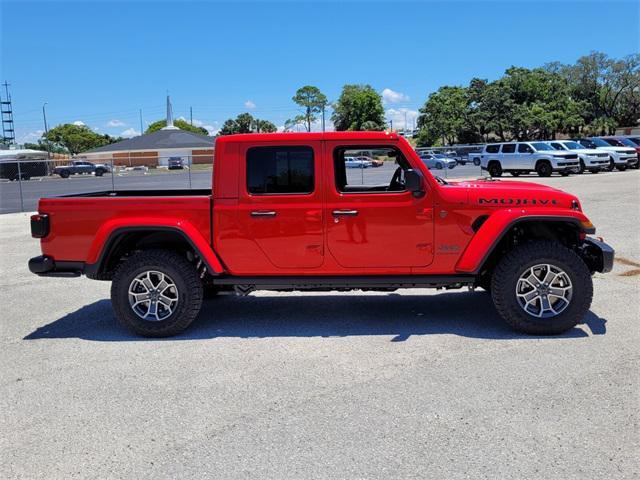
[
  {"left": 615, "top": 137, "right": 637, "bottom": 147},
  {"left": 562, "top": 141, "right": 583, "bottom": 150},
  {"left": 627, "top": 137, "right": 640, "bottom": 146},
  {"left": 590, "top": 138, "right": 610, "bottom": 147},
  {"left": 531, "top": 142, "right": 554, "bottom": 151}
]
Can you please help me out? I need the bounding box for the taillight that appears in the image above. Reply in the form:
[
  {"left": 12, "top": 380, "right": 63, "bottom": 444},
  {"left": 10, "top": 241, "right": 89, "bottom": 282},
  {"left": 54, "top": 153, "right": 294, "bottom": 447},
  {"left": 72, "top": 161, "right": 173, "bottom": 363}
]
[{"left": 30, "top": 214, "right": 50, "bottom": 238}]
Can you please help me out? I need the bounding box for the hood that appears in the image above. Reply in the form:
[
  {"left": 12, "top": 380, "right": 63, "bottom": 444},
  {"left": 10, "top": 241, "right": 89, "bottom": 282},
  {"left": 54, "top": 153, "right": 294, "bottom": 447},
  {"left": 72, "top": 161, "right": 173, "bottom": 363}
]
[
  {"left": 446, "top": 179, "right": 580, "bottom": 210},
  {"left": 596, "top": 146, "right": 636, "bottom": 154}
]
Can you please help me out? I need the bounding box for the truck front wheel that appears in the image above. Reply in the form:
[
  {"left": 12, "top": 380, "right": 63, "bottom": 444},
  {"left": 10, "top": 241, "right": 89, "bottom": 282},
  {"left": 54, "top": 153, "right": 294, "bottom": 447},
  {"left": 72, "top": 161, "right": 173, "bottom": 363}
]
[
  {"left": 111, "top": 249, "right": 203, "bottom": 337},
  {"left": 491, "top": 241, "right": 593, "bottom": 335}
]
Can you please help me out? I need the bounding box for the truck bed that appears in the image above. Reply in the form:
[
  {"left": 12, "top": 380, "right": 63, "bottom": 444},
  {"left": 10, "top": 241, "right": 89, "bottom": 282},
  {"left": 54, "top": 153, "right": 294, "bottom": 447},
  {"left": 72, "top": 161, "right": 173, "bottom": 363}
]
[
  {"left": 38, "top": 191, "right": 213, "bottom": 264},
  {"left": 55, "top": 189, "right": 212, "bottom": 198}
]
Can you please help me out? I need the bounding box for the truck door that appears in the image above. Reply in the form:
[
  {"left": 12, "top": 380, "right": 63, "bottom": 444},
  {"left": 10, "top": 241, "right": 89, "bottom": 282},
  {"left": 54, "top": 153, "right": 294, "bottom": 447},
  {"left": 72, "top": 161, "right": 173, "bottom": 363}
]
[
  {"left": 324, "top": 142, "right": 434, "bottom": 268},
  {"left": 237, "top": 142, "right": 324, "bottom": 269}
]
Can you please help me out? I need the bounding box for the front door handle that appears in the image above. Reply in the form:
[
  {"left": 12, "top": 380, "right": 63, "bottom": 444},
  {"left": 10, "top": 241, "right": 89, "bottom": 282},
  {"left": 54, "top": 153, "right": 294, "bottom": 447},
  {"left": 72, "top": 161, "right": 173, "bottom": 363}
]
[
  {"left": 250, "top": 211, "right": 277, "bottom": 218},
  {"left": 332, "top": 210, "right": 359, "bottom": 216}
]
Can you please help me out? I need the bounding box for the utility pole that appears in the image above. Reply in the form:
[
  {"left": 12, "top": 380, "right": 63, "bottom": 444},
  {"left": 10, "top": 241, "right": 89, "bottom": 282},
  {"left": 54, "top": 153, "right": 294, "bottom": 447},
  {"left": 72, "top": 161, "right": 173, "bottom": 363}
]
[
  {"left": 139, "top": 108, "right": 144, "bottom": 135},
  {"left": 404, "top": 110, "right": 408, "bottom": 135},
  {"left": 190, "top": 106, "right": 193, "bottom": 126},
  {"left": 42, "top": 102, "right": 50, "bottom": 159}
]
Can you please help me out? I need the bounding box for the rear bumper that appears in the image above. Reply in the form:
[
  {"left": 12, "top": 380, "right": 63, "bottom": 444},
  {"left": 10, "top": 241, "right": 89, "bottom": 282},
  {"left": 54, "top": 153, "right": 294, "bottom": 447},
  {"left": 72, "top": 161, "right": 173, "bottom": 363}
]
[
  {"left": 28, "top": 255, "right": 83, "bottom": 277},
  {"left": 580, "top": 237, "right": 615, "bottom": 274}
]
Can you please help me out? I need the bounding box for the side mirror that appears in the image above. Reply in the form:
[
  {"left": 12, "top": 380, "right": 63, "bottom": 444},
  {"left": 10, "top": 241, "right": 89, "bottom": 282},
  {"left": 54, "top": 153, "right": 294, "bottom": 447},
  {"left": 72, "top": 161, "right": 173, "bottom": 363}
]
[{"left": 405, "top": 169, "right": 425, "bottom": 198}]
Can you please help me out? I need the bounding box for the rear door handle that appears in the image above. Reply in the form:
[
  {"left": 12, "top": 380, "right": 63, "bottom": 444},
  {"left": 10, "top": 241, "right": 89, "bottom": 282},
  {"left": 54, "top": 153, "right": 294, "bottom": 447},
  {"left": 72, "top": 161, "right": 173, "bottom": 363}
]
[
  {"left": 332, "top": 210, "right": 358, "bottom": 216},
  {"left": 250, "top": 211, "right": 277, "bottom": 218}
]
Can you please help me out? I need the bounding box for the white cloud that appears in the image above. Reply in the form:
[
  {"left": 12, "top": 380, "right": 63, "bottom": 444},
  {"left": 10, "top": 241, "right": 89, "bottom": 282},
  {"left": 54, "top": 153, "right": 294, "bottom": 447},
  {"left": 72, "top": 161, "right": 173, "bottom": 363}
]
[
  {"left": 382, "top": 88, "right": 409, "bottom": 104},
  {"left": 120, "top": 128, "right": 140, "bottom": 137},
  {"left": 18, "top": 130, "right": 44, "bottom": 144},
  {"left": 107, "top": 119, "right": 126, "bottom": 127},
  {"left": 385, "top": 108, "right": 419, "bottom": 130},
  {"left": 244, "top": 100, "right": 256, "bottom": 109},
  {"left": 73, "top": 120, "right": 85, "bottom": 126}
]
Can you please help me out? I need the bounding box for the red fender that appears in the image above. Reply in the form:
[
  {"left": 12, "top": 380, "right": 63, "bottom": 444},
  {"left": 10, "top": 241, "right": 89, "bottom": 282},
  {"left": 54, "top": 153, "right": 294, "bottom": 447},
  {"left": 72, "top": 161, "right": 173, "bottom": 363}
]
[
  {"left": 87, "top": 217, "right": 225, "bottom": 274},
  {"left": 455, "top": 208, "right": 592, "bottom": 273}
]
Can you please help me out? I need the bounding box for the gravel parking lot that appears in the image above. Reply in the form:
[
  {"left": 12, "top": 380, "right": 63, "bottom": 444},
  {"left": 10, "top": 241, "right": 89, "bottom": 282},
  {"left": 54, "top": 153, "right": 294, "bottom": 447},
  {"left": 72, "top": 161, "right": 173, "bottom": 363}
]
[{"left": 1, "top": 171, "right": 638, "bottom": 479}]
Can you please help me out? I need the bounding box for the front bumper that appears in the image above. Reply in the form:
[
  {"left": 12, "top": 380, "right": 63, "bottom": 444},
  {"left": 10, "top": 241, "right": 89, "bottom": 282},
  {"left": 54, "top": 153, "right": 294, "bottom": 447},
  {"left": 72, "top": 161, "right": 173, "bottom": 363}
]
[
  {"left": 28, "top": 255, "right": 83, "bottom": 277},
  {"left": 580, "top": 237, "right": 615, "bottom": 274}
]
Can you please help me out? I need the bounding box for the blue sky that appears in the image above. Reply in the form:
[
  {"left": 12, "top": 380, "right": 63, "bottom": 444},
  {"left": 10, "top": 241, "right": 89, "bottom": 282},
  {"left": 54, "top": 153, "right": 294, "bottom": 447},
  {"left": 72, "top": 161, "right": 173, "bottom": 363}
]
[{"left": 2, "top": 0, "right": 638, "bottom": 143}]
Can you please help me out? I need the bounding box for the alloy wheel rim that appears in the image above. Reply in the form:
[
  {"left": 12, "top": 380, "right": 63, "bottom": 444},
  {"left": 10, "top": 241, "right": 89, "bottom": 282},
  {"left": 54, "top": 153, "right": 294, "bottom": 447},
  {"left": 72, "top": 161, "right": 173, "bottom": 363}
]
[
  {"left": 515, "top": 264, "right": 573, "bottom": 318},
  {"left": 128, "top": 270, "right": 179, "bottom": 321}
]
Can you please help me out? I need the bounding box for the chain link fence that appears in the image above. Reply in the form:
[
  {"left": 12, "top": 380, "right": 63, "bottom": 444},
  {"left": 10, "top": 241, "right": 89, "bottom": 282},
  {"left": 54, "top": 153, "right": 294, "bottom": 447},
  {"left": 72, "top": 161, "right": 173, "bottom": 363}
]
[
  {"left": 0, "top": 154, "right": 214, "bottom": 214},
  {"left": 0, "top": 150, "right": 487, "bottom": 215}
]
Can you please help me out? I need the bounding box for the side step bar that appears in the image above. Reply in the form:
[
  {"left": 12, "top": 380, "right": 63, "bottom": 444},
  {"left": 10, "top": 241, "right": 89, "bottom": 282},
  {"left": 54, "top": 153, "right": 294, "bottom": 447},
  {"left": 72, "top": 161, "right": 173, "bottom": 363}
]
[{"left": 211, "top": 275, "right": 476, "bottom": 291}]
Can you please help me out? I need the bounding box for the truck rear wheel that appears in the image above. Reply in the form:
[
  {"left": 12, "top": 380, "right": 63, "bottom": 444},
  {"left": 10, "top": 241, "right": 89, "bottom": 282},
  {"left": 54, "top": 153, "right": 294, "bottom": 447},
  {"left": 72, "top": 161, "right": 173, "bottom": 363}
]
[
  {"left": 491, "top": 241, "right": 592, "bottom": 335},
  {"left": 111, "top": 249, "right": 203, "bottom": 337}
]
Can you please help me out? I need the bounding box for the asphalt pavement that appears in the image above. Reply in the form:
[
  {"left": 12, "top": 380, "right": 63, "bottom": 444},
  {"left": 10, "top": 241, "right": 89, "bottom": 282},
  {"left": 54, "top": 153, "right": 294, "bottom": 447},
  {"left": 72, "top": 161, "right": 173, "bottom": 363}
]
[{"left": 1, "top": 171, "right": 638, "bottom": 479}]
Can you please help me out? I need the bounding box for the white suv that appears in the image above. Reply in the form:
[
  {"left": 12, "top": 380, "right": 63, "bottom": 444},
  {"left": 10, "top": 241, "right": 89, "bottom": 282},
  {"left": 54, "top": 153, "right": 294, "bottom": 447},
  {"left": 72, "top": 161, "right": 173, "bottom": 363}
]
[
  {"left": 574, "top": 138, "right": 637, "bottom": 171},
  {"left": 547, "top": 140, "right": 609, "bottom": 174},
  {"left": 479, "top": 142, "right": 580, "bottom": 177}
]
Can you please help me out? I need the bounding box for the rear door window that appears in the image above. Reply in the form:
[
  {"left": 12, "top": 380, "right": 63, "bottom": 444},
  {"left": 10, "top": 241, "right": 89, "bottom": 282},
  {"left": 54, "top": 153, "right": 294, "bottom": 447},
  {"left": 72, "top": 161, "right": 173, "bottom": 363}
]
[
  {"left": 486, "top": 144, "right": 500, "bottom": 153},
  {"left": 501, "top": 144, "right": 516, "bottom": 153},
  {"left": 246, "top": 146, "right": 314, "bottom": 194}
]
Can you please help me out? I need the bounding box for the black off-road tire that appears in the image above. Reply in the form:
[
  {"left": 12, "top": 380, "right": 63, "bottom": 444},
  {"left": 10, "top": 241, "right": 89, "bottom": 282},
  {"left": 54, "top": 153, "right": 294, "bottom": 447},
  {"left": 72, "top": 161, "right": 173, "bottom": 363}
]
[
  {"left": 536, "top": 161, "right": 552, "bottom": 177},
  {"left": 607, "top": 157, "right": 615, "bottom": 171},
  {"left": 111, "top": 249, "right": 203, "bottom": 337},
  {"left": 95, "top": 168, "right": 105, "bottom": 177},
  {"left": 488, "top": 161, "right": 502, "bottom": 177},
  {"left": 59, "top": 170, "right": 70, "bottom": 178},
  {"left": 577, "top": 160, "right": 585, "bottom": 174},
  {"left": 491, "top": 241, "right": 593, "bottom": 335}
]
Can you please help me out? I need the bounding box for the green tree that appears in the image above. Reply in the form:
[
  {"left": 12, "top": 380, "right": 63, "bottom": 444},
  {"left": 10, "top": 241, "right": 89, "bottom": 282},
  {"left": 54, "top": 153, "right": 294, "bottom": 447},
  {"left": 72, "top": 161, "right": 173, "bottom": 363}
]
[
  {"left": 43, "top": 124, "right": 119, "bottom": 154},
  {"left": 416, "top": 86, "right": 470, "bottom": 146},
  {"left": 292, "top": 85, "right": 328, "bottom": 132},
  {"left": 23, "top": 141, "right": 68, "bottom": 154},
  {"left": 146, "top": 118, "right": 209, "bottom": 135},
  {"left": 218, "top": 113, "right": 277, "bottom": 135},
  {"left": 331, "top": 84, "right": 385, "bottom": 131},
  {"left": 254, "top": 119, "right": 277, "bottom": 133}
]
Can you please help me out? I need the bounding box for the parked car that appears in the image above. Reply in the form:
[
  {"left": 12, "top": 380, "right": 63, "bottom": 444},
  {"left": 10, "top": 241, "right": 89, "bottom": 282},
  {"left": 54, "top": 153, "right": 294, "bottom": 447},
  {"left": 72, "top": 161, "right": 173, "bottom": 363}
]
[
  {"left": 573, "top": 138, "right": 636, "bottom": 171},
  {"left": 168, "top": 157, "right": 184, "bottom": 170},
  {"left": 356, "top": 156, "right": 383, "bottom": 167},
  {"left": 344, "top": 156, "right": 372, "bottom": 168},
  {"left": 28, "top": 131, "right": 613, "bottom": 337},
  {"left": 419, "top": 153, "right": 456, "bottom": 170},
  {"left": 53, "top": 161, "right": 111, "bottom": 178},
  {"left": 546, "top": 140, "right": 609, "bottom": 174},
  {"left": 478, "top": 142, "right": 579, "bottom": 177},
  {"left": 599, "top": 137, "right": 640, "bottom": 169}
]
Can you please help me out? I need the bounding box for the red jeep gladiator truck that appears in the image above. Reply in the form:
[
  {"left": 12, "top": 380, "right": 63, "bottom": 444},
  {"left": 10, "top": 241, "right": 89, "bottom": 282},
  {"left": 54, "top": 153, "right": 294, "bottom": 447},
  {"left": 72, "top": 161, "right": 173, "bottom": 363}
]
[{"left": 28, "top": 132, "right": 613, "bottom": 337}]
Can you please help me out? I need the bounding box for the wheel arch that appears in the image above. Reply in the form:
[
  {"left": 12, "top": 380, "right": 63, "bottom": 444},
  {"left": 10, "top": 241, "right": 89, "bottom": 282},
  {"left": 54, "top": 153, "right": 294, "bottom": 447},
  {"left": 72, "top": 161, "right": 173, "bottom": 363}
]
[
  {"left": 85, "top": 225, "right": 224, "bottom": 280},
  {"left": 456, "top": 213, "right": 593, "bottom": 275}
]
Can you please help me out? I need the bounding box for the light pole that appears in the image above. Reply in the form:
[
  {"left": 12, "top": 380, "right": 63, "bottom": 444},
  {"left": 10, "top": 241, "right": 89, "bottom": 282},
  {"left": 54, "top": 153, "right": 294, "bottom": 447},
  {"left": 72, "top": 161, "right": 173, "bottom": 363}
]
[{"left": 42, "top": 103, "right": 51, "bottom": 159}]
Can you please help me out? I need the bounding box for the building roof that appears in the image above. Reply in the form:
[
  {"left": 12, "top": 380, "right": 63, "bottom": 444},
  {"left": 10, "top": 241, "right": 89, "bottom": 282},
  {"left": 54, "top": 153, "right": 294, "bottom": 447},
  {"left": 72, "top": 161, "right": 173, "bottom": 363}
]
[
  {"left": 83, "top": 129, "right": 214, "bottom": 153},
  {"left": 0, "top": 148, "right": 49, "bottom": 159}
]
